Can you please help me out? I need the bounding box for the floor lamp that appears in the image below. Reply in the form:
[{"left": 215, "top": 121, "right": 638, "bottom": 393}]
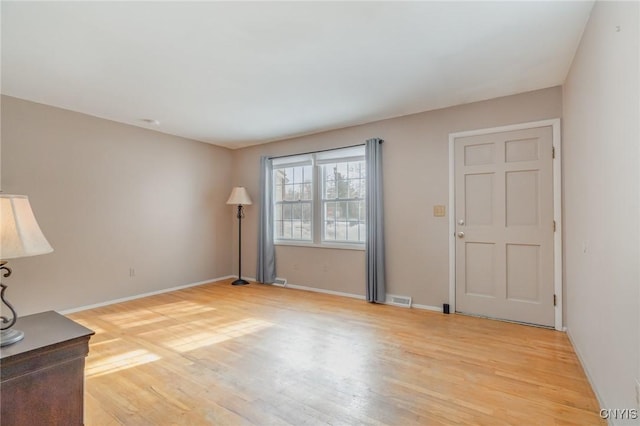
[
  {"left": 226, "top": 187, "right": 252, "bottom": 286},
  {"left": 0, "top": 194, "right": 54, "bottom": 347}
]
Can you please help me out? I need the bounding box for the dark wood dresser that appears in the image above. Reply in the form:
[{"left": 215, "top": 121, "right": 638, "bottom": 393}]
[{"left": 0, "top": 311, "right": 94, "bottom": 426}]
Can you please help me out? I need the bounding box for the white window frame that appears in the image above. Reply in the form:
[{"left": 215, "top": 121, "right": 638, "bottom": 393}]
[
  {"left": 272, "top": 146, "right": 366, "bottom": 250},
  {"left": 273, "top": 158, "right": 314, "bottom": 243},
  {"left": 318, "top": 155, "right": 366, "bottom": 245}
]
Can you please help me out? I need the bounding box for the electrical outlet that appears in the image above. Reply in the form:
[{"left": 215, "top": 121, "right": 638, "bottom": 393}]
[
  {"left": 635, "top": 379, "right": 640, "bottom": 408},
  {"left": 129, "top": 268, "right": 135, "bottom": 278}
]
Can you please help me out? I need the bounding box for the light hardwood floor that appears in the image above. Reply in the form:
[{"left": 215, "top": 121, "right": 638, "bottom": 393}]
[{"left": 70, "top": 279, "right": 604, "bottom": 425}]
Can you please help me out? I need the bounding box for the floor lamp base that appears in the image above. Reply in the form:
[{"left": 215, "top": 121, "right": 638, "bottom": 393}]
[{"left": 231, "top": 279, "right": 249, "bottom": 286}]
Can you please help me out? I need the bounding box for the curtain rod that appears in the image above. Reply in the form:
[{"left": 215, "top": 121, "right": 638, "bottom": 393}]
[{"left": 267, "top": 139, "right": 383, "bottom": 160}]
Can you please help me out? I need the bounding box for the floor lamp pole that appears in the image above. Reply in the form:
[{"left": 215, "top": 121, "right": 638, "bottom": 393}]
[{"left": 232, "top": 204, "right": 249, "bottom": 285}]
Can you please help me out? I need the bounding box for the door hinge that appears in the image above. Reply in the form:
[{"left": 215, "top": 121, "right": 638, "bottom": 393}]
[
  {"left": 553, "top": 294, "right": 557, "bottom": 306},
  {"left": 552, "top": 146, "right": 556, "bottom": 159},
  {"left": 553, "top": 220, "right": 556, "bottom": 232}
]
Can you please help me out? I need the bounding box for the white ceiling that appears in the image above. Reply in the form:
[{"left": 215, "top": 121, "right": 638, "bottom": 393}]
[{"left": 1, "top": 1, "right": 593, "bottom": 149}]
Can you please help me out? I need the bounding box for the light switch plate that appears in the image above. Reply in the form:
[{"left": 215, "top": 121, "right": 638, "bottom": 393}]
[{"left": 433, "top": 205, "right": 446, "bottom": 217}]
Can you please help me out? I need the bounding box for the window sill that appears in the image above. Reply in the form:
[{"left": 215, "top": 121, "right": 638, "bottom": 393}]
[{"left": 275, "top": 241, "right": 365, "bottom": 251}]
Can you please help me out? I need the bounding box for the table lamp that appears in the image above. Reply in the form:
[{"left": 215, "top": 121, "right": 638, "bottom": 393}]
[{"left": 0, "top": 194, "right": 53, "bottom": 346}]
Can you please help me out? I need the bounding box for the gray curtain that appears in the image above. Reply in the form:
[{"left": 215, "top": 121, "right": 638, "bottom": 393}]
[
  {"left": 365, "top": 138, "right": 385, "bottom": 303},
  {"left": 257, "top": 156, "right": 276, "bottom": 283}
]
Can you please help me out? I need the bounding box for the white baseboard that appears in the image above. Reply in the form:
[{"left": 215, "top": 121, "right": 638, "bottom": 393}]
[
  {"left": 60, "top": 275, "right": 235, "bottom": 314},
  {"left": 566, "top": 328, "right": 607, "bottom": 418},
  {"left": 66, "top": 272, "right": 445, "bottom": 316},
  {"left": 412, "top": 303, "right": 444, "bottom": 313},
  {"left": 282, "top": 282, "right": 366, "bottom": 300},
  {"left": 270, "top": 281, "right": 444, "bottom": 313}
]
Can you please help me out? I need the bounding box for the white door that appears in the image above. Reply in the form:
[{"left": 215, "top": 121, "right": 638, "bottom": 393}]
[{"left": 454, "top": 126, "right": 555, "bottom": 327}]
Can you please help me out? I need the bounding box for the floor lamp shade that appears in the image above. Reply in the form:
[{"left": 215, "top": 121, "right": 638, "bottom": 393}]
[
  {"left": 226, "top": 187, "right": 252, "bottom": 206},
  {"left": 227, "top": 187, "right": 251, "bottom": 286},
  {"left": 0, "top": 194, "right": 54, "bottom": 347}
]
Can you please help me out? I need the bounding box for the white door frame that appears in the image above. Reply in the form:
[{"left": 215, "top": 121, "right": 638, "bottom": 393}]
[{"left": 448, "top": 118, "right": 563, "bottom": 331}]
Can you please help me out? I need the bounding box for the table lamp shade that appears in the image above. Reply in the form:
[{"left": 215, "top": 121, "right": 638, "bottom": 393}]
[
  {"left": 0, "top": 195, "right": 53, "bottom": 260},
  {"left": 226, "top": 187, "right": 252, "bottom": 205}
]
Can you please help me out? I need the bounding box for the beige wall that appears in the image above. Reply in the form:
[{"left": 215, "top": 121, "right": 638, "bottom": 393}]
[
  {"left": 1, "top": 96, "right": 234, "bottom": 314},
  {"left": 563, "top": 0, "right": 639, "bottom": 414},
  {"left": 232, "top": 86, "right": 562, "bottom": 306}
]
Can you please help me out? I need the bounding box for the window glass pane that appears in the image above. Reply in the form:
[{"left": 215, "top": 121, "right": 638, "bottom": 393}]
[
  {"left": 293, "top": 167, "right": 302, "bottom": 184},
  {"left": 283, "top": 204, "right": 291, "bottom": 220},
  {"left": 302, "top": 221, "right": 312, "bottom": 240},
  {"left": 346, "top": 162, "right": 354, "bottom": 179},
  {"left": 351, "top": 223, "right": 365, "bottom": 242},
  {"left": 324, "top": 220, "right": 335, "bottom": 240},
  {"left": 284, "top": 184, "right": 294, "bottom": 201},
  {"left": 274, "top": 165, "right": 310, "bottom": 201},
  {"left": 274, "top": 170, "right": 286, "bottom": 186},
  {"left": 329, "top": 164, "right": 338, "bottom": 180},
  {"left": 359, "top": 200, "right": 366, "bottom": 221},
  {"left": 275, "top": 221, "right": 283, "bottom": 239},
  {"left": 292, "top": 203, "right": 302, "bottom": 220},
  {"left": 349, "top": 161, "right": 364, "bottom": 179},
  {"left": 347, "top": 178, "right": 360, "bottom": 198},
  {"left": 336, "top": 201, "right": 347, "bottom": 220},
  {"left": 325, "top": 202, "right": 335, "bottom": 221},
  {"left": 302, "top": 203, "right": 311, "bottom": 221},
  {"left": 302, "top": 181, "right": 312, "bottom": 200},
  {"left": 336, "top": 162, "right": 348, "bottom": 179},
  {"left": 347, "top": 201, "right": 360, "bottom": 221},
  {"left": 325, "top": 163, "right": 336, "bottom": 177},
  {"left": 275, "top": 204, "right": 282, "bottom": 220},
  {"left": 335, "top": 221, "right": 348, "bottom": 241},
  {"left": 292, "top": 220, "right": 301, "bottom": 240},
  {"left": 303, "top": 165, "right": 312, "bottom": 186},
  {"left": 346, "top": 222, "right": 357, "bottom": 242},
  {"left": 337, "top": 178, "right": 349, "bottom": 199},
  {"left": 283, "top": 220, "right": 292, "bottom": 239},
  {"left": 324, "top": 174, "right": 336, "bottom": 199},
  {"left": 273, "top": 185, "right": 283, "bottom": 201}
]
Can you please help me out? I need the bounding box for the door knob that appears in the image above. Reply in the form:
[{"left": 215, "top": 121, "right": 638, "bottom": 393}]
[{"left": 457, "top": 232, "right": 465, "bottom": 238}]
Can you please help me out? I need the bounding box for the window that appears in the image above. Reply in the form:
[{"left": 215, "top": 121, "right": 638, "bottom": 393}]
[
  {"left": 272, "top": 146, "right": 366, "bottom": 247},
  {"left": 274, "top": 163, "right": 313, "bottom": 241},
  {"left": 320, "top": 160, "right": 366, "bottom": 243}
]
